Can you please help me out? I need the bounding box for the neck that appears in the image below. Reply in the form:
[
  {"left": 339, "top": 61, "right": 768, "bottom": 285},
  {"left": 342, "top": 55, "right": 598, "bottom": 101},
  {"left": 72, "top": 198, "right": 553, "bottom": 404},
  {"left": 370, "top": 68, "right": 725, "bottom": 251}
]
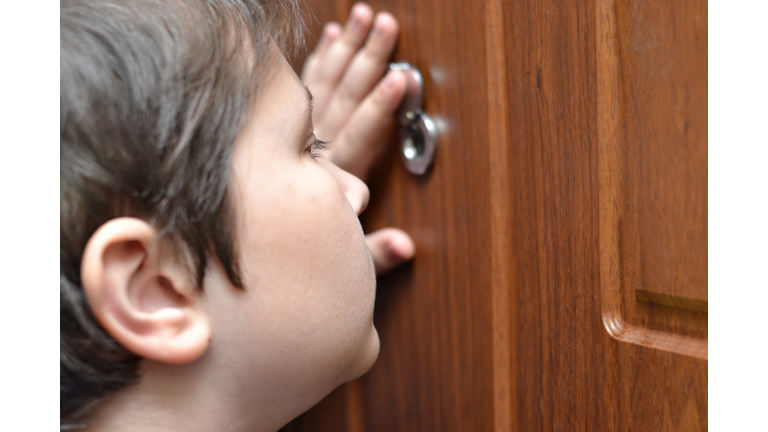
[{"left": 83, "top": 358, "right": 301, "bottom": 432}]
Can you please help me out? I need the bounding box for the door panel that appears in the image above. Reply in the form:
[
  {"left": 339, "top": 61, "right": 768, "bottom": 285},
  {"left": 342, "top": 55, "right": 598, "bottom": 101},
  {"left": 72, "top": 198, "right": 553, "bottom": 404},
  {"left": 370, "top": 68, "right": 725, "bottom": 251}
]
[
  {"left": 598, "top": 0, "right": 708, "bottom": 361},
  {"left": 285, "top": 0, "right": 707, "bottom": 430}
]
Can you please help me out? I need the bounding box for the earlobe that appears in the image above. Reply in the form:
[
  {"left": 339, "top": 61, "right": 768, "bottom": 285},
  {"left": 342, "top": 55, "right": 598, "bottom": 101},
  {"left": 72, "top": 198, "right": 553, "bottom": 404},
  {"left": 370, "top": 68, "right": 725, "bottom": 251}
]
[{"left": 81, "top": 217, "right": 211, "bottom": 364}]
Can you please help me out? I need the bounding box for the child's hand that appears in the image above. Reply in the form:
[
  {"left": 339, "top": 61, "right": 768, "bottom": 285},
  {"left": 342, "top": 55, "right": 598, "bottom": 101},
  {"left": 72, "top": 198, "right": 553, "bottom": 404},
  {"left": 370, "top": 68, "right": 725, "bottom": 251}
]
[
  {"left": 302, "top": 2, "right": 414, "bottom": 275},
  {"left": 302, "top": 2, "right": 406, "bottom": 180}
]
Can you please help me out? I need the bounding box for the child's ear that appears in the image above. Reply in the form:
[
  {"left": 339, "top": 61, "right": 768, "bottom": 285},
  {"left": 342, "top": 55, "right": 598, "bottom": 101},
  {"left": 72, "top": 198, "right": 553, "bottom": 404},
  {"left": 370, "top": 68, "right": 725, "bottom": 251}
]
[{"left": 80, "top": 217, "right": 210, "bottom": 364}]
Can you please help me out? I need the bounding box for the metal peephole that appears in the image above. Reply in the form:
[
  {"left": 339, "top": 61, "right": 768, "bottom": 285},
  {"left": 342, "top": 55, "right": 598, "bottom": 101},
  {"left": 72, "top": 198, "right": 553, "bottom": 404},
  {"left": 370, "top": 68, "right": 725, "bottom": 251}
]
[{"left": 390, "top": 62, "right": 437, "bottom": 175}]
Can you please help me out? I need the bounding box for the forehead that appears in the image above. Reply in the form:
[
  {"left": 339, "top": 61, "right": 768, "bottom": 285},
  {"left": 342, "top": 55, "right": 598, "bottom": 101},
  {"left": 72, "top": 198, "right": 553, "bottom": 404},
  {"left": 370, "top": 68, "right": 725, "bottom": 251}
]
[
  {"left": 229, "top": 52, "right": 312, "bottom": 179},
  {"left": 248, "top": 55, "right": 309, "bottom": 129}
]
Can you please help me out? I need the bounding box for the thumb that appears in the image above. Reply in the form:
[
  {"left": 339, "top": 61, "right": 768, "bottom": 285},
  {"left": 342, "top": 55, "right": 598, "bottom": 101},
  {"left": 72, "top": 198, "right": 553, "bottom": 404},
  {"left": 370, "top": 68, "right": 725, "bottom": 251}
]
[{"left": 365, "top": 227, "right": 415, "bottom": 276}]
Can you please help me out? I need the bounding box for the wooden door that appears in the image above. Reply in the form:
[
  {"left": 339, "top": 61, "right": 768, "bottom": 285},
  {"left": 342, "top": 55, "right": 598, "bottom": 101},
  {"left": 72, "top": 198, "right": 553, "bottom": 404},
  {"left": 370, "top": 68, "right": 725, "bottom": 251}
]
[{"left": 286, "top": 0, "right": 707, "bottom": 430}]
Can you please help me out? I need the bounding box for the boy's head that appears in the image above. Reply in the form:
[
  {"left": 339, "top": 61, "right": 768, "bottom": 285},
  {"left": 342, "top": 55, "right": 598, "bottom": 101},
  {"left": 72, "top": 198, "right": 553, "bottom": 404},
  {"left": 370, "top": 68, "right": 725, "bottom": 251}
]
[{"left": 61, "top": 0, "right": 379, "bottom": 429}]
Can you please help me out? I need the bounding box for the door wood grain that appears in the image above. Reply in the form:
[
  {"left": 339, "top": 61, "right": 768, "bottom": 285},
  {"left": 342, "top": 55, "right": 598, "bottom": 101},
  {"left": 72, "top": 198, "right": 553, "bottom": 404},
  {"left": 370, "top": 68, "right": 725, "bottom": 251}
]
[{"left": 285, "top": 0, "right": 707, "bottom": 430}]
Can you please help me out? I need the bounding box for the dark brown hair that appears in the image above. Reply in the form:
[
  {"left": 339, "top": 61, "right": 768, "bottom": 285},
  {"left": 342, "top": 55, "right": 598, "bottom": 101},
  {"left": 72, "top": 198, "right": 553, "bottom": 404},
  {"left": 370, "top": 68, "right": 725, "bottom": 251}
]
[{"left": 60, "top": 0, "right": 306, "bottom": 428}]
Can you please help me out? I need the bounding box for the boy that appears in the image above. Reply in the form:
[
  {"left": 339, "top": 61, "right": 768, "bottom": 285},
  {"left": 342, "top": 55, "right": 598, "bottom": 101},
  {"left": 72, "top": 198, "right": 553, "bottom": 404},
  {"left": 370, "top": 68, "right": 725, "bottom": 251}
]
[{"left": 60, "top": 0, "right": 415, "bottom": 430}]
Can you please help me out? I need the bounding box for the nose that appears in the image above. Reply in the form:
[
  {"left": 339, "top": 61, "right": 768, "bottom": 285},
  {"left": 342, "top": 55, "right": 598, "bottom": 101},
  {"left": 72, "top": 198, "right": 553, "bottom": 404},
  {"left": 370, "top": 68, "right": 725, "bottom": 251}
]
[{"left": 320, "top": 158, "right": 370, "bottom": 215}]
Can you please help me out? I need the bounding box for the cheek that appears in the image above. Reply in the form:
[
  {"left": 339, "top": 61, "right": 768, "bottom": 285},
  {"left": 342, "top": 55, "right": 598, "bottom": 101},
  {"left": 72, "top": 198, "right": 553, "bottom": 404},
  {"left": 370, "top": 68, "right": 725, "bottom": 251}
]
[
  {"left": 252, "top": 180, "right": 374, "bottom": 315},
  {"left": 231, "top": 167, "right": 377, "bottom": 374}
]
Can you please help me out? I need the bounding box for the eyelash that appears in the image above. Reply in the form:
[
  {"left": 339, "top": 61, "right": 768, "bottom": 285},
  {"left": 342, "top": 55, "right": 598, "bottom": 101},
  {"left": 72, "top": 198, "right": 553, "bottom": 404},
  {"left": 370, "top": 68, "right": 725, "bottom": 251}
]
[{"left": 309, "top": 137, "right": 331, "bottom": 159}]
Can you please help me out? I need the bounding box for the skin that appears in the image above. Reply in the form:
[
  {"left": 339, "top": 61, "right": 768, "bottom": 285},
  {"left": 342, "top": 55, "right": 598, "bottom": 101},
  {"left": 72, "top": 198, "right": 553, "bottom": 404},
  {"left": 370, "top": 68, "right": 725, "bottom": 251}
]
[
  {"left": 81, "top": 4, "right": 414, "bottom": 431},
  {"left": 305, "top": 3, "right": 416, "bottom": 272}
]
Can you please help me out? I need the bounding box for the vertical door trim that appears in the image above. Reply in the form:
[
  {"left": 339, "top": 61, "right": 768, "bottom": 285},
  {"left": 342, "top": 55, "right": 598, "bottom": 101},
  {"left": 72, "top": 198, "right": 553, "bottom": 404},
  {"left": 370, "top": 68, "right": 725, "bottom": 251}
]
[{"left": 486, "top": 0, "right": 515, "bottom": 431}]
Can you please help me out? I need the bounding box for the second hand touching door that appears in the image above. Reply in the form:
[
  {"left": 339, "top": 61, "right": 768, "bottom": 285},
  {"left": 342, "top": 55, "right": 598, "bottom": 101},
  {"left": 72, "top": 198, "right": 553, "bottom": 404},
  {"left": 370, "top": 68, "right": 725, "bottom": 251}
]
[{"left": 286, "top": 0, "right": 708, "bottom": 430}]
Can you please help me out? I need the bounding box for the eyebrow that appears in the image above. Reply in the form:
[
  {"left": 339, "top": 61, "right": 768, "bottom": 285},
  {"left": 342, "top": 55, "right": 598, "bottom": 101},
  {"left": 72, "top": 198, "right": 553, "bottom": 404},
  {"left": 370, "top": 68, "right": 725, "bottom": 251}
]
[{"left": 304, "top": 85, "right": 314, "bottom": 121}]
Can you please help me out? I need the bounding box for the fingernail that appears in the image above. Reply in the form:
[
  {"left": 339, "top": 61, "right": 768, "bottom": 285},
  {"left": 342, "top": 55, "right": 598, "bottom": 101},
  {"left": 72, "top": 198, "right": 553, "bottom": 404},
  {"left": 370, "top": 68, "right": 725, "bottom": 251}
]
[
  {"left": 383, "top": 71, "right": 398, "bottom": 91},
  {"left": 385, "top": 242, "right": 404, "bottom": 261},
  {"left": 373, "top": 16, "right": 385, "bottom": 38},
  {"left": 349, "top": 6, "right": 364, "bottom": 29}
]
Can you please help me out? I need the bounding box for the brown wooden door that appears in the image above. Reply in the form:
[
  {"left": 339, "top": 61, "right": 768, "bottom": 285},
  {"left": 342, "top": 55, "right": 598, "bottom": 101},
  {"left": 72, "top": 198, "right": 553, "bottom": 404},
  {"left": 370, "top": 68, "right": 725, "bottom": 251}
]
[{"left": 286, "top": 0, "right": 707, "bottom": 430}]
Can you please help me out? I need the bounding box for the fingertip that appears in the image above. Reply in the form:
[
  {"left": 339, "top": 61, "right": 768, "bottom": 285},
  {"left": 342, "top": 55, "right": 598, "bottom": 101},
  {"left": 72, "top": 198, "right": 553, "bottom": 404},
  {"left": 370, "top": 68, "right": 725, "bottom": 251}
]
[
  {"left": 323, "top": 22, "right": 343, "bottom": 42},
  {"left": 382, "top": 70, "right": 408, "bottom": 106},
  {"left": 366, "top": 228, "right": 415, "bottom": 275},
  {"left": 389, "top": 235, "right": 415, "bottom": 261},
  {"left": 352, "top": 2, "right": 374, "bottom": 13},
  {"left": 384, "top": 228, "right": 416, "bottom": 261},
  {"left": 348, "top": 3, "right": 374, "bottom": 30},
  {"left": 372, "top": 11, "right": 399, "bottom": 37},
  {"left": 313, "top": 22, "right": 343, "bottom": 60}
]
